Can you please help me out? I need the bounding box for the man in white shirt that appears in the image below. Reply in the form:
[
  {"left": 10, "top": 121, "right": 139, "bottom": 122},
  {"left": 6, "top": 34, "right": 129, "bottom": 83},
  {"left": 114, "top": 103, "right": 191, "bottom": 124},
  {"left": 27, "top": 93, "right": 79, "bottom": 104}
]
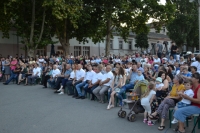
[
  {"left": 191, "top": 54, "right": 196, "bottom": 62},
  {"left": 28, "top": 64, "right": 41, "bottom": 85},
  {"left": 75, "top": 64, "right": 95, "bottom": 99},
  {"left": 38, "top": 56, "right": 45, "bottom": 68},
  {"left": 140, "top": 54, "right": 147, "bottom": 67},
  {"left": 191, "top": 55, "right": 200, "bottom": 73},
  {"left": 153, "top": 55, "right": 161, "bottom": 71},
  {"left": 93, "top": 65, "right": 113, "bottom": 103},
  {"left": 66, "top": 64, "right": 85, "bottom": 96},
  {"left": 84, "top": 65, "right": 103, "bottom": 100},
  {"left": 47, "top": 65, "right": 61, "bottom": 88}
]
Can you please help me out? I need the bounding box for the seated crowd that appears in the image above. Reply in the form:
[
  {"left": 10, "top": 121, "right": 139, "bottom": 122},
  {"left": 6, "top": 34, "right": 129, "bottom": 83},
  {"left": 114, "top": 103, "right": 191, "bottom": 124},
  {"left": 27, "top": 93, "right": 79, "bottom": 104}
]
[{"left": 0, "top": 53, "right": 200, "bottom": 133}]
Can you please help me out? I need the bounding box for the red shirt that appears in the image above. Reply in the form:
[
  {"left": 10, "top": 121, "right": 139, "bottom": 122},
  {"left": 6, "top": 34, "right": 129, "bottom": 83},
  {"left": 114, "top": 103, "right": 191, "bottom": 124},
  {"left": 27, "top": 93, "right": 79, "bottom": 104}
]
[{"left": 192, "top": 84, "right": 200, "bottom": 108}]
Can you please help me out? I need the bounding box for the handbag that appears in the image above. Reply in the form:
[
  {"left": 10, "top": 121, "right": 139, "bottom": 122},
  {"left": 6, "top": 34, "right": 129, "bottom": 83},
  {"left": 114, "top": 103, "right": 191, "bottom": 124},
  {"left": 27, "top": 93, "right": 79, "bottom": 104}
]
[{"left": 114, "top": 88, "right": 120, "bottom": 93}]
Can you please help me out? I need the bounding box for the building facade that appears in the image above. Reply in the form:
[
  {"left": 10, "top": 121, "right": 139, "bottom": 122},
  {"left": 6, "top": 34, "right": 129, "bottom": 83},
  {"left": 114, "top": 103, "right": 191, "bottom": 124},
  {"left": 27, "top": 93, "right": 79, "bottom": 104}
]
[{"left": 0, "top": 26, "right": 172, "bottom": 57}]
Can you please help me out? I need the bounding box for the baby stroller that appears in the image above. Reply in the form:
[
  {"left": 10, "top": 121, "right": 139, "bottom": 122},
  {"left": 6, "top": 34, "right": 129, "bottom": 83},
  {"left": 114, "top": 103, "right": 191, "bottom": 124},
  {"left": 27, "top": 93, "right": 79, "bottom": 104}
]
[{"left": 118, "top": 80, "right": 149, "bottom": 122}]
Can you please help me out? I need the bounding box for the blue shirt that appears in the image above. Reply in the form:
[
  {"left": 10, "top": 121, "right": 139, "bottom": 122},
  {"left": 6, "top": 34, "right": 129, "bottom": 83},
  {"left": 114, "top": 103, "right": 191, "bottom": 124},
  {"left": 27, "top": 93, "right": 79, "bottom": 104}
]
[
  {"left": 48, "top": 70, "right": 53, "bottom": 76},
  {"left": 64, "top": 69, "right": 72, "bottom": 78},
  {"left": 130, "top": 72, "right": 138, "bottom": 84},
  {"left": 135, "top": 75, "right": 145, "bottom": 81},
  {"left": 95, "top": 59, "right": 101, "bottom": 64},
  {"left": 67, "top": 59, "right": 74, "bottom": 64},
  {"left": 1, "top": 61, "right": 5, "bottom": 70},
  {"left": 138, "top": 67, "right": 144, "bottom": 73},
  {"left": 182, "top": 72, "right": 192, "bottom": 77}
]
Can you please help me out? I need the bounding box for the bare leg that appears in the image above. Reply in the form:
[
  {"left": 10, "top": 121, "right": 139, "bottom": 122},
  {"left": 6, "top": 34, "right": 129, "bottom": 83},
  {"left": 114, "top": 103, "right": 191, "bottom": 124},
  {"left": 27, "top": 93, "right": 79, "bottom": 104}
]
[
  {"left": 18, "top": 74, "right": 22, "bottom": 84},
  {"left": 160, "top": 118, "right": 165, "bottom": 126},
  {"left": 5, "top": 75, "right": 8, "bottom": 81},
  {"left": 178, "top": 121, "right": 185, "bottom": 132},
  {"left": 144, "top": 112, "right": 147, "bottom": 119},
  {"left": 25, "top": 78, "right": 28, "bottom": 85},
  {"left": 59, "top": 85, "right": 63, "bottom": 91},
  {"left": 111, "top": 91, "right": 116, "bottom": 106}
]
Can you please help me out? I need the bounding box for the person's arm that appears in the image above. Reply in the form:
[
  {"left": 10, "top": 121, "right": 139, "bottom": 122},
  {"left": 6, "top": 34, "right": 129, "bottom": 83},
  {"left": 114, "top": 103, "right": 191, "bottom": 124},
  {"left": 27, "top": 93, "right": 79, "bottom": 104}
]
[
  {"left": 150, "top": 94, "right": 156, "bottom": 104},
  {"left": 89, "top": 79, "right": 101, "bottom": 88},
  {"left": 122, "top": 75, "right": 127, "bottom": 87},
  {"left": 161, "top": 80, "right": 169, "bottom": 91},
  {"left": 100, "top": 78, "right": 110, "bottom": 86},
  {"left": 181, "top": 75, "right": 191, "bottom": 81},
  {"left": 115, "top": 77, "right": 123, "bottom": 88},
  {"left": 76, "top": 77, "right": 84, "bottom": 83},
  {"left": 180, "top": 89, "right": 200, "bottom": 104},
  {"left": 110, "top": 78, "right": 115, "bottom": 89},
  {"left": 127, "top": 70, "right": 132, "bottom": 80}
]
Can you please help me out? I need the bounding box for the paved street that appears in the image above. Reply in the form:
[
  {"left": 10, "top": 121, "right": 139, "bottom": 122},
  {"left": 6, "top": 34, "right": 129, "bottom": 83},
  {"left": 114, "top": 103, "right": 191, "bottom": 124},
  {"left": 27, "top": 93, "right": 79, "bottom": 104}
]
[{"left": 0, "top": 84, "right": 196, "bottom": 133}]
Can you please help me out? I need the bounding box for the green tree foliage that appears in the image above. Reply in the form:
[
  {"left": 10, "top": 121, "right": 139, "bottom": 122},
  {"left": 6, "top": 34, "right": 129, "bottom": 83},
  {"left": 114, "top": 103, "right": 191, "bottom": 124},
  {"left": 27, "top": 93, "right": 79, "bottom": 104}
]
[
  {"left": 44, "top": 0, "right": 106, "bottom": 55},
  {"left": 0, "top": 0, "right": 55, "bottom": 57},
  {"left": 0, "top": 0, "right": 175, "bottom": 56},
  {"left": 94, "top": 0, "right": 175, "bottom": 56},
  {"left": 167, "top": 0, "right": 198, "bottom": 49},
  {"left": 135, "top": 33, "right": 149, "bottom": 50}
]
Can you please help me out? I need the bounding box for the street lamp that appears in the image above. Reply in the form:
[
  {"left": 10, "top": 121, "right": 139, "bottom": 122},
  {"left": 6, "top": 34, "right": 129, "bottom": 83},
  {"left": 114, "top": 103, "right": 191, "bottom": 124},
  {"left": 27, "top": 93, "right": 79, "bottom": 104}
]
[{"left": 189, "top": 0, "right": 200, "bottom": 50}]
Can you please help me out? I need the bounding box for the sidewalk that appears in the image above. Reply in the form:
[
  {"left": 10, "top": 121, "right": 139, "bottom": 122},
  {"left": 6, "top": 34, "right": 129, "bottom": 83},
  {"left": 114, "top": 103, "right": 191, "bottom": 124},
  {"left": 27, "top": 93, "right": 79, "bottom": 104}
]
[{"left": 0, "top": 84, "right": 197, "bottom": 133}]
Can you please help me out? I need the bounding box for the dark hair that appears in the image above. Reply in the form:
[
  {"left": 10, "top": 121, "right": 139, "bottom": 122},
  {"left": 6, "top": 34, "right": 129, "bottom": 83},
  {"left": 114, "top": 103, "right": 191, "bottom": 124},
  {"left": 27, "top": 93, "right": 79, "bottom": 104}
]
[
  {"left": 196, "top": 55, "right": 200, "bottom": 62},
  {"left": 184, "top": 80, "right": 193, "bottom": 85},
  {"left": 190, "top": 66, "right": 197, "bottom": 71},
  {"left": 158, "top": 71, "right": 167, "bottom": 81},
  {"left": 159, "top": 66, "right": 166, "bottom": 73},
  {"left": 118, "top": 67, "right": 125, "bottom": 76},
  {"left": 192, "top": 73, "right": 200, "bottom": 83}
]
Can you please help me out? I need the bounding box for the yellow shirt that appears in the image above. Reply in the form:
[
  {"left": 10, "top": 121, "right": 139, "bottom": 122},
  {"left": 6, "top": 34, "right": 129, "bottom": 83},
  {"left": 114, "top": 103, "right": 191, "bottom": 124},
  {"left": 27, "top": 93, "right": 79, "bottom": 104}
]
[
  {"left": 29, "top": 61, "right": 36, "bottom": 64},
  {"left": 169, "top": 84, "right": 185, "bottom": 97}
]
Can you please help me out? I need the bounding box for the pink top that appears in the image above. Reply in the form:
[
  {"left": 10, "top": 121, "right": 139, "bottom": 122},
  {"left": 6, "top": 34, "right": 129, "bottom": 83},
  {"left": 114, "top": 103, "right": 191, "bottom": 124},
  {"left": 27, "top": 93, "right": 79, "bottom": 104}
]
[
  {"left": 10, "top": 60, "right": 18, "bottom": 70},
  {"left": 103, "top": 60, "right": 108, "bottom": 64},
  {"left": 148, "top": 60, "right": 154, "bottom": 64}
]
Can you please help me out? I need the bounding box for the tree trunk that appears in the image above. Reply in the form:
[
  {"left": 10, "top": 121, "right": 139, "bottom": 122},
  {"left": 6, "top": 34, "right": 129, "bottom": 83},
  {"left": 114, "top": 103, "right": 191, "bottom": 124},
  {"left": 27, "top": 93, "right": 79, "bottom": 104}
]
[
  {"left": 105, "top": 17, "right": 111, "bottom": 56},
  {"left": 59, "top": 19, "right": 70, "bottom": 56},
  {"left": 62, "top": 43, "right": 70, "bottom": 56},
  {"left": 29, "top": 0, "right": 35, "bottom": 46},
  {"left": 27, "top": 48, "right": 35, "bottom": 57}
]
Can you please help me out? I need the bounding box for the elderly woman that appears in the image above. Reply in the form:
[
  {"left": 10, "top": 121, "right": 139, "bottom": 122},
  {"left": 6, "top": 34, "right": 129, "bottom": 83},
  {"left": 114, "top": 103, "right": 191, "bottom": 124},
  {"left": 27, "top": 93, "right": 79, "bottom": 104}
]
[
  {"left": 174, "top": 73, "right": 200, "bottom": 133},
  {"left": 149, "top": 75, "right": 185, "bottom": 131}
]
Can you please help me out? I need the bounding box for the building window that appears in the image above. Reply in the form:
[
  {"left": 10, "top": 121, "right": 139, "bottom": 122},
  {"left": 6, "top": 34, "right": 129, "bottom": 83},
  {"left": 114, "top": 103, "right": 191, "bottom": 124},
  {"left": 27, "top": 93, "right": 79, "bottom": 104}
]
[
  {"left": 83, "top": 46, "right": 90, "bottom": 56},
  {"left": 36, "top": 49, "right": 46, "bottom": 56},
  {"left": 110, "top": 40, "right": 113, "bottom": 49},
  {"left": 119, "top": 40, "right": 123, "bottom": 49},
  {"left": 163, "top": 26, "right": 165, "bottom": 33},
  {"left": 151, "top": 43, "right": 156, "bottom": 54},
  {"left": 128, "top": 41, "right": 132, "bottom": 50},
  {"left": 74, "top": 46, "right": 81, "bottom": 57}
]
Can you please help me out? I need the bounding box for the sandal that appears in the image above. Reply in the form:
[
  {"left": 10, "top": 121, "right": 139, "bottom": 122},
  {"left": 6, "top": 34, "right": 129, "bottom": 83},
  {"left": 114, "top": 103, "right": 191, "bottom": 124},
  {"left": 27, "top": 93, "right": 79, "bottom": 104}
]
[
  {"left": 149, "top": 114, "right": 159, "bottom": 120},
  {"left": 158, "top": 126, "right": 165, "bottom": 131},
  {"left": 174, "top": 126, "right": 186, "bottom": 132},
  {"left": 176, "top": 130, "right": 185, "bottom": 133}
]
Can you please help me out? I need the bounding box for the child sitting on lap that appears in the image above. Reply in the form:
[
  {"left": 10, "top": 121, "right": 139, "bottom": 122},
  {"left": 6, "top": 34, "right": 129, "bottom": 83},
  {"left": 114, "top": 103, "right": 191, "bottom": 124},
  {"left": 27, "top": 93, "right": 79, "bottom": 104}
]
[
  {"left": 171, "top": 80, "right": 194, "bottom": 124},
  {"left": 155, "top": 77, "right": 164, "bottom": 91}
]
